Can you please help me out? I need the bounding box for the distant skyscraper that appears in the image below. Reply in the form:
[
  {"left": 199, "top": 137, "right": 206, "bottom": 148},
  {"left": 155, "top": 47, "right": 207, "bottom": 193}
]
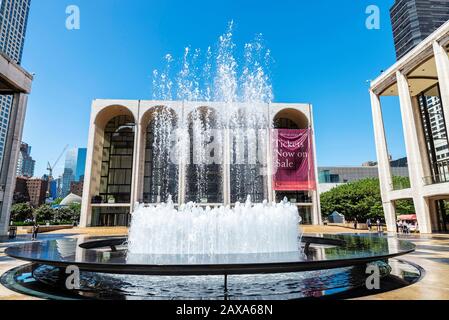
[
  {"left": 64, "top": 147, "right": 78, "bottom": 173},
  {"left": 49, "top": 179, "right": 58, "bottom": 200},
  {"left": 16, "top": 142, "right": 35, "bottom": 177},
  {"left": 75, "top": 148, "right": 87, "bottom": 181},
  {"left": 62, "top": 148, "right": 78, "bottom": 197},
  {"left": 390, "top": 0, "right": 449, "bottom": 60},
  {"left": 0, "top": 0, "right": 31, "bottom": 165}
]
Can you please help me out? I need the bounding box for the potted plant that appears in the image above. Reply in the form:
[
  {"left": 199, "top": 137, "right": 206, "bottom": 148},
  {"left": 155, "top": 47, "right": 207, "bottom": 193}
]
[{"left": 107, "top": 195, "right": 116, "bottom": 204}]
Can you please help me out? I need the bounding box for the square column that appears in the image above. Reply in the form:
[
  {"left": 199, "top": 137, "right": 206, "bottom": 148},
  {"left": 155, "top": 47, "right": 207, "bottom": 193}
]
[
  {"left": 396, "top": 71, "right": 433, "bottom": 233},
  {"left": 309, "top": 105, "right": 322, "bottom": 225},
  {"left": 433, "top": 41, "right": 449, "bottom": 131},
  {"left": 80, "top": 108, "right": 98, "bottom": 227},
  {"left": 370, "top": 90, "right": 396, "bottom": 231},
  {"left": 0, "top": 94, "right": 28, "bottom": 235},
  {"left": 130, "top": 120, "right": 140, "bottom": 211}
]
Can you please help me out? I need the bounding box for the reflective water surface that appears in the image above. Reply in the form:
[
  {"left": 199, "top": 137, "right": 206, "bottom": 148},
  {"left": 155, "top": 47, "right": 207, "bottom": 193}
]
[
  {"left": 5, "top": 234, "right": 415, "bottom": 267},
  {"left": 1, "top": 259, "right": 421, "bottom": 300}
]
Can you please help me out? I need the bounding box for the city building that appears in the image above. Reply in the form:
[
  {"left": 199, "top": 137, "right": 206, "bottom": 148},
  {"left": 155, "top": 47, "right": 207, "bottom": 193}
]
[
  {"left": 80, "top": 101, "right": 321, "bottom": 227},
  {"left": 0, "top": 0, "right": 31, "bottom": 165},
  {"left": 70, "top": 180, "right": 83, "bottom": 197},
  {"left": 75, "top": 148, "right": 87, "bottom": 181},
  {"left": 49, "top": 179, "right": 58, "bottom": 200},
  {"left": 369, "top": 21, "right": 449, "bottom": 233},
  {"left": 391, "top": 0, "right": 449, "bottom": 59},
  {"left": 61, "top": 147, "right": 86, "bottom": 197},
  {"left": 61, "top": 168, "right": 75, "bottom": 198},
  {"left": 61, "top": 148, "right": 78, "bottom": 197},
  {"left": 13, "top": 176, "right": 48, "bottom": 208},
  {"left": 318, "top": 164, "right": 409, "bottom": 194},
  {"left": 25, "top": 177, "right": 48, "bottom": 208},
  {"left": 13, "top": 176, "right": 29, "bottom": 203},
  {"left": 16, "top": 142, "right": 35, "bottom": 177}
]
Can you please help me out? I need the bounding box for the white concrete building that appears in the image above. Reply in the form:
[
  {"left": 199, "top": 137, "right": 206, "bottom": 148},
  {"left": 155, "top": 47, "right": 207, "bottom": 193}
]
[
  {"left": 80, "top": 101, "right": 321, "bottom": 227},
  {"left": 0, "top": 51, "right": 33, "bottom": 236},
  {"left": 370, "top": 20, "right": 449, "bottom": 234}
]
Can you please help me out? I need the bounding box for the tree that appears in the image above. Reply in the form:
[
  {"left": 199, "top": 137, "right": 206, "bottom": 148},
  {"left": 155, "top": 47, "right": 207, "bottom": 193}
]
[
  {"left": 10, "top": 203, "right": 33, "bottom": 222},
  {"left": 68, "top": 203, "right": 81, "bottom": 223},
  {"left": 54, "top": 203, "right": 81, "bottom": 224},
  {"left": 34, "top": 205, "right": 56, "bottom": 223},
  {"left": 320, "top": 177, "right": 415, "bottom": 221}
]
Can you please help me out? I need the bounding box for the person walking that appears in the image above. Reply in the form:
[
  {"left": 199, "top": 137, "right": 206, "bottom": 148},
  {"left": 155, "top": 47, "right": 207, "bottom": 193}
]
[
  {"left": 354, "top": 218, "right": 358, "bottom": 230},
  {"left": 366, "top": 218, "right": 372, "bottom": 231},
  {"left": 31, "top": 223, "right": 39, "bottom": 241},
  {"left": 376, "top": 219, "right": 382, "bottom": 232}
]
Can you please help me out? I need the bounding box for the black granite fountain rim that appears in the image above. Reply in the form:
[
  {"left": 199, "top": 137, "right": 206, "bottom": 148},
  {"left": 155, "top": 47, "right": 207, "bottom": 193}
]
[
  {"left": 77, "top": 236, "right": 347, "bottom": 251},
  {"left": 4, "top": 234, "right": 415, "bottom": 276}
]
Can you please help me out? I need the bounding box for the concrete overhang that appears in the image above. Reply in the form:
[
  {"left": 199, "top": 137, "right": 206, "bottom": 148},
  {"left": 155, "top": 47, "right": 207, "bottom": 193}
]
[
  {"left": 0, "top": 51, "right": 33, "bottom": 94},
  {"left": 370, "top": 20, "right": 449, "bottom": 97}
]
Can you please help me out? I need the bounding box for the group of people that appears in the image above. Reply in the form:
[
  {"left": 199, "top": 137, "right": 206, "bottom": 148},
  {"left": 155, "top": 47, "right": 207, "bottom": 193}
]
[
  {"left": 365, "top": 218, "right": 383, "bottom": 232},
  {"left": 396, "top": 220, "right": 413, "bottom": 234},
  {"left": 353, "top": 218, "right": 383, "bottom": 232}
]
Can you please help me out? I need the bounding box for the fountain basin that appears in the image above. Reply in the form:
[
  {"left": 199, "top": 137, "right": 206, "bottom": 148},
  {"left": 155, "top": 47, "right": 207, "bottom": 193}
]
[{"left": 4, "top": 234, "right": 415, "bottom": 276}]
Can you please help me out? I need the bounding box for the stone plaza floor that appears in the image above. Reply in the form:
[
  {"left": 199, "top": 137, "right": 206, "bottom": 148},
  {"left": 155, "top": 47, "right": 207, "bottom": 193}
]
[{"left": 0, "top": 225, "right": 448, "bottom": 300}]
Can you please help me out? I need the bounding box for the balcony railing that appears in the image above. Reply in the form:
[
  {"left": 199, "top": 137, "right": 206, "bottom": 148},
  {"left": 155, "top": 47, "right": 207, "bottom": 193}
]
[{"left": 423, "top": 161, "right": 449, "bottom": 186}]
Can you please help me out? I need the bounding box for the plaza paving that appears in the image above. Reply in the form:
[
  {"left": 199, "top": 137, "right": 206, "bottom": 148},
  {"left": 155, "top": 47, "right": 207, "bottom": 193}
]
[{"left": 0, "top": 226, "right": 449, "bottom": 300}]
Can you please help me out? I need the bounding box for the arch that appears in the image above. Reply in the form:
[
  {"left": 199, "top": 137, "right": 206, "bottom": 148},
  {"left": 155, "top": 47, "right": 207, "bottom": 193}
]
[
  {"left": 94, "top": 104, "right": 136, "bottom": 129},
  {"left": 140, "top": 105, "right": 178, "bottom": 128},
  {"left": 273, "top": 108, "right": 309, "bottom": 129},
  {"left": 141, "top": 106, "right": 179, "bottom": 203},
  {"left": 97, "top": 115, "right": 135, "bottom": 208}
]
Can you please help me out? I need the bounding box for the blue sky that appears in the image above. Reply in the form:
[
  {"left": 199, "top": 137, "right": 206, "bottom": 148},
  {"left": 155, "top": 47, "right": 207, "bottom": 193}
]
[{"left": 21, "top": 0, "right": 406, "bottom": 177}]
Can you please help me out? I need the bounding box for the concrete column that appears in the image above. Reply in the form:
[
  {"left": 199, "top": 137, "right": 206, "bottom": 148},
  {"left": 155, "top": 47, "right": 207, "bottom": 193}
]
[
  {"left": 80, "top": 108, "right": 97, "bottom": 227},
  {"left": 132, "top": 102, "right": 144, "bottom": 206},
  {"left": 433, "top": 41, "right": 449, "bottom": 128},
  {"left": 382, "top": 201, "right": 397, "bottom": 232},
  {"left": 266, "top": 127, "right": 274, "bottom": 203},
  {"left": 413, "top": 196, "right": 432, "bottom": 233},
  {"left": 177, "top": 104, "right": 187, "bottom": 206},
  {"left": 133, "top": 123, "right": 145, "bottom": 205},
  {"left": 429, "top": 199, "right": 440, "bottom": 232},
  {"left": 223, "top": 127, "right": 231, "bottom": 206},
  {"left": 369, "top": 90, "right": 396, "bottom": 232},
  {"left": 129, "top": 119, "right": 140, "bottom": 211},
  {"left": 0, "top": 94, "right": 28, "bottom": 235},
  {"left": 396, "top": 71, "right": 432, "bottom": 233},
  {"left": 309, "top": 104, "right": 322, "bottom": 225}
]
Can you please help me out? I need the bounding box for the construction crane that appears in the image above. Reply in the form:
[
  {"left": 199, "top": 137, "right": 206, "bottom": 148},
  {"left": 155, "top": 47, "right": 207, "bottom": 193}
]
[{"left": 47, "top": 144, "right": 69, "bottom": 181}]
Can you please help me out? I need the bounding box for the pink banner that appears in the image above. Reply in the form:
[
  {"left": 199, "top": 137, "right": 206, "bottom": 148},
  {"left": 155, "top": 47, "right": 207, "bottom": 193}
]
[{"left": 273, "top": 129, "right": 316, "bottom": 191}]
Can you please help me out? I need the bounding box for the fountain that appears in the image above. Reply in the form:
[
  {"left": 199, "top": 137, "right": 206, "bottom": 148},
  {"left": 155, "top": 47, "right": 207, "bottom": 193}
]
[
  {"left": 1, "top": 22, "right": 420, "bottom": 300},
  {"left": 128, "top": 196, "right": 301, "bottom": 255}
]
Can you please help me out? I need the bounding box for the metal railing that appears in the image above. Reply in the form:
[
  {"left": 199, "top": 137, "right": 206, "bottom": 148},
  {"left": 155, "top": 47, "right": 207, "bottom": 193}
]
[{"left": 423, "top": 161, "right": 449, "bottom": 185}]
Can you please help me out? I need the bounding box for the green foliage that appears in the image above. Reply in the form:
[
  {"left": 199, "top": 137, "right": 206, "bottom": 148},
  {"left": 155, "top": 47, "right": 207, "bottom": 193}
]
[
  {"left": 68, "top": 203, "right": 81, "bottom": 222},
  {"left": 320, "top": 177, "right": 414, "bottom": 221},
  {"left": 34, "top": 205, "right": 55, "bottom": 222},
  {"left": 10, "top": 203, "right": 33, "bottom": 222},
  {"left": 52, "top": 198, "right": 63, "bottom": 205},
  {"left": 10, "top": 200, "right": 82, "bottom": 225}
]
